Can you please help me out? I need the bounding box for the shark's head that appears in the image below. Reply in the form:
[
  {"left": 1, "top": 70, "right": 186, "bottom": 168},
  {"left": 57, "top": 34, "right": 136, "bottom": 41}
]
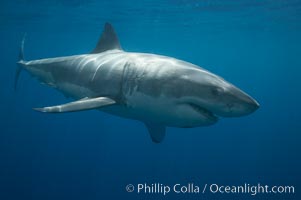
[
  {"left": 177, "top": 67, "right": 259, "bottom": 124},
  {"left": 204, "top": 81, "right": 260, "bottom": 118}
]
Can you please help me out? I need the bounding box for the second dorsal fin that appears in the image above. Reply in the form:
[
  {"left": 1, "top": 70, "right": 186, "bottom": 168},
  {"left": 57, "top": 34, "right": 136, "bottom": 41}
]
[{"left": 91, "top": 23, "right": 122, "bottom": 54}]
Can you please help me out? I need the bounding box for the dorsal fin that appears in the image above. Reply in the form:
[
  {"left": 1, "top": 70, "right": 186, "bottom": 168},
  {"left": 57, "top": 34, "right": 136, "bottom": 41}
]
[{"left": 91, "top": 23, "right": 122, "bottom": 54}]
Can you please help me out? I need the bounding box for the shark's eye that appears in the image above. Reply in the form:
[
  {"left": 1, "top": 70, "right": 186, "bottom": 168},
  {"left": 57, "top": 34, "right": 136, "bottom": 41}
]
[{"left": 211, "top": 87, "right": 223, "bottom": 96}]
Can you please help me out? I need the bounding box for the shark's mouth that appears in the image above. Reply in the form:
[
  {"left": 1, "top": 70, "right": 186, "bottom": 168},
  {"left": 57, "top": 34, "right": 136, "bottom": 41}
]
[{"left": 187, "top": 103, "right": 218, "bottom": 122}]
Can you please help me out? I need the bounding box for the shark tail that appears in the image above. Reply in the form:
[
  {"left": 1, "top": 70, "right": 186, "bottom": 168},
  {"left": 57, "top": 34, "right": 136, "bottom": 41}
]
[{"left": 15, "top": 33, "right": 26, "bottom": 91}]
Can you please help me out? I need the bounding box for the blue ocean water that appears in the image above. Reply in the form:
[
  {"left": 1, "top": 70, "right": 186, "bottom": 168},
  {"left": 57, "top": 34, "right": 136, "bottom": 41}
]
[{"left": 0, "top": 0, "right": 300, "bottom": 199}]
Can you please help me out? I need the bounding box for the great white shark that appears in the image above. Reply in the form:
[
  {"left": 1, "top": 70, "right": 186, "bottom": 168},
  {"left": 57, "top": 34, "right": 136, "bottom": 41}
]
[{"left": 16, "top": 23, "right": 259, "bottom": 143}]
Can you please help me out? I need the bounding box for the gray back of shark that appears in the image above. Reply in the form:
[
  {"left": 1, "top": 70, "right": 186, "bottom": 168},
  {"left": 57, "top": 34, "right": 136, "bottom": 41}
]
[{"left": 16, "top": 23, "right": 259, "bottom": 143}]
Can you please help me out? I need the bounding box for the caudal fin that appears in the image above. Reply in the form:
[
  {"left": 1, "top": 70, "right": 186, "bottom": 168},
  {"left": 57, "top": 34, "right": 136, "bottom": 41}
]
[{"left": 14, "top": 33, "right": 26, "bottom": 91}]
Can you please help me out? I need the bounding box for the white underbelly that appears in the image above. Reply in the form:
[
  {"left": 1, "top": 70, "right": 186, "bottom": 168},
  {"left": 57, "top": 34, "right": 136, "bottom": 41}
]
[
  {"left": 103, "top": 92, "right": 214, "bottom": 128},
  {"left": 57, "top": 82, "right": 96, "bottom": 99}
]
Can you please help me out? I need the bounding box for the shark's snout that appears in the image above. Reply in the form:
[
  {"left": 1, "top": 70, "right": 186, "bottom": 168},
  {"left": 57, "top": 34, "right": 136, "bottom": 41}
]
[
  {"left": 240, "top": 94, "right": 260, "bottom": 114},
  {"left": 224, "top": 86, "right": 260, "bottom": 117}
]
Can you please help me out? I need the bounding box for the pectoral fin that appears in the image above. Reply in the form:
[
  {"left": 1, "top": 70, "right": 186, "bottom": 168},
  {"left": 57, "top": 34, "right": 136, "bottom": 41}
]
[
  {"left": 34, "top": 97, "right": 115, "bottom": 113},
  {"left": 144, "top": 122, "right": 166, "bottom": 143}
]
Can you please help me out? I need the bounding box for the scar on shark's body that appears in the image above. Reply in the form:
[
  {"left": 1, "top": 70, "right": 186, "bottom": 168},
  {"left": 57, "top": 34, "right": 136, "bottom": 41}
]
[{"left": 15, "top": 23, "right": 259, "bottom": 143}]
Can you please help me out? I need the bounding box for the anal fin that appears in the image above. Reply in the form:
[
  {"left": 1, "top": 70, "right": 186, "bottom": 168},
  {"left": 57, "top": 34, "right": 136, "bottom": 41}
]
[
  {"left": 34, "top": 97, "right": 115, "bottom": 113},
  {"left": 144, "top": 122, "right": 166, "bottom": 143}
]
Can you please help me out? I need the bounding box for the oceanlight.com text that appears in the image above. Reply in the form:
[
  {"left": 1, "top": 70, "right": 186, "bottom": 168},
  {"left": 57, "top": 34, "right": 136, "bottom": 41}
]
[{"left": 208, "top": 183, "right": 295, "bottom": 196}]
